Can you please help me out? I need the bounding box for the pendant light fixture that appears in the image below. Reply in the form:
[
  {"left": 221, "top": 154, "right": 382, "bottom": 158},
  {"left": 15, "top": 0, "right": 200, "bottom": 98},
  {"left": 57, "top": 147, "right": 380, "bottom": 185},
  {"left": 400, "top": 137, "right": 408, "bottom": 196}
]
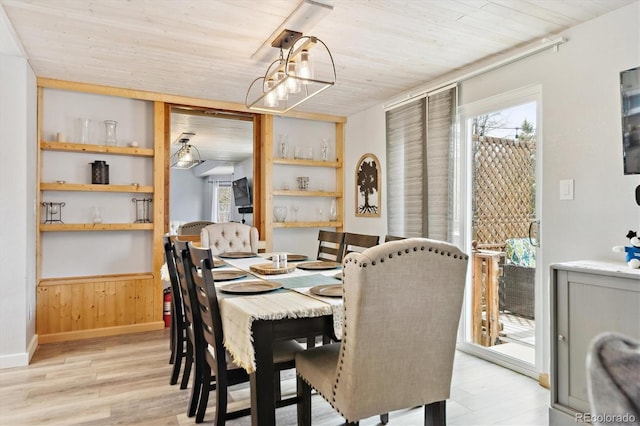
[
  {"left": 245, "top": 29, "right": 336, "bottom": 113},
  {"left": 170, "top": 132, "right": 202, "bottom": 169}
]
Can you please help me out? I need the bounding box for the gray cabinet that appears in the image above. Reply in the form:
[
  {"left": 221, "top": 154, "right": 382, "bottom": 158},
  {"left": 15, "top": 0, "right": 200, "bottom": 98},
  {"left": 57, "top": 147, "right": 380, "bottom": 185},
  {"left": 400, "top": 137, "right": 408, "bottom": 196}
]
[{"left": 549, "top": 261, "right": 640, "bottom": 425}]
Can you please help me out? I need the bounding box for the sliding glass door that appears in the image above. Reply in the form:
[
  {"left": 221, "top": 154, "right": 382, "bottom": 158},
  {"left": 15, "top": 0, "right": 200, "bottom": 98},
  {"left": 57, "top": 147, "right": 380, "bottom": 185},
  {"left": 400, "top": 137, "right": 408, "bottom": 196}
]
[{"left": 456, "top": 86, "right": 542, "bottom": 377}]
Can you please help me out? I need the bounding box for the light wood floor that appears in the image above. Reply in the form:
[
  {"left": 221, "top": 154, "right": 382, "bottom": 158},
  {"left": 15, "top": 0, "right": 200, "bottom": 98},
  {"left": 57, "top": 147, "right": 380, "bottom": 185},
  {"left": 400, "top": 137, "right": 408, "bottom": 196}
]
[{"left": 0, "top": 330, "right": 550, "bottom": 425}]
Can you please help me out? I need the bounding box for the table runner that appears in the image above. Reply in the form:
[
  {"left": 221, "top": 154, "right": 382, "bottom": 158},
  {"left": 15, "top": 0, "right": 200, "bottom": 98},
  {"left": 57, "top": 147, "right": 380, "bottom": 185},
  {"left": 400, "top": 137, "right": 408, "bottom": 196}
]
[
  {"left": 220, "top": 291, "right": 332, "bottom": 373},
  {"left": 291, "top": 286, "right": 343, "bottom": 341}
]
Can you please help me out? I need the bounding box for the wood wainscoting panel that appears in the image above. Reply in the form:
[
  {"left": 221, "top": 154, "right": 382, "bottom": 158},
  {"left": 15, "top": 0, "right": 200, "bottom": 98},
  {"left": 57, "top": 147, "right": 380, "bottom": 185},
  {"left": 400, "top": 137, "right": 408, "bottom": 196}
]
[{"left": 37, "top": 273, "right": 163, "bottom": 343}]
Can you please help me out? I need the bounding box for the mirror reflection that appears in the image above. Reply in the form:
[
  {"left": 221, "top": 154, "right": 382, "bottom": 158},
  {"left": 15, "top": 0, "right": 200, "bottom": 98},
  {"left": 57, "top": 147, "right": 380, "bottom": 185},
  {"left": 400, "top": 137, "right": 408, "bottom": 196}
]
[{"left": 169, "top": 107, "right": 255, "bottom": 234}]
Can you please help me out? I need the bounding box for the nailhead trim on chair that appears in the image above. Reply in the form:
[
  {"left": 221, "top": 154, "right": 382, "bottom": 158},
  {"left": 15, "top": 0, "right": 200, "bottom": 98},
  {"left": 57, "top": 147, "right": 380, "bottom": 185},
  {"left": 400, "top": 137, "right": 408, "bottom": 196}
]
[{"left": 298, "top": 241, "right": 469, "bottom": 424}]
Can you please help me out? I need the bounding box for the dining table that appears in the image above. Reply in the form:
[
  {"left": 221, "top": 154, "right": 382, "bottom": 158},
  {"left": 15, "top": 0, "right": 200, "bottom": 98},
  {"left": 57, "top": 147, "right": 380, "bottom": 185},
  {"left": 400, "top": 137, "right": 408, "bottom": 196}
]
[{"left": 209, "top": 252, "right": 344, "bottom": 426}]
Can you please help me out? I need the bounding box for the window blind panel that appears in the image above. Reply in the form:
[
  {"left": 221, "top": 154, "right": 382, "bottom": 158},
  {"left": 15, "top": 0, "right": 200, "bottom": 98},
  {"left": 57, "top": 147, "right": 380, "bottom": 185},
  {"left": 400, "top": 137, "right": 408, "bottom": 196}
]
[
  {"left": 386, "top": 99, "right": 426, "bottom": 237},
  {"left": 426, "top": 88, "right": 456, "bottom": 241}
]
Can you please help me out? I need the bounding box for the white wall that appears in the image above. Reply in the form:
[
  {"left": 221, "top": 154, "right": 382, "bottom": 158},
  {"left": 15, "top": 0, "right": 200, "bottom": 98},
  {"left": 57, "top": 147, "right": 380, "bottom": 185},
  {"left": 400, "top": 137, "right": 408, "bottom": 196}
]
[
  {"left": 170, "top": 169, "right": 207, "bottom": 223},
  {"left": 271, "top": 117, "right": 337, "bottom": 256},
  {"left": 0, "top": 10, "right": 37, "bottom": 368},
  {"left": 170, "top": 157, "right": 255, "bottom": 226},
  {"left": 344, "top": 2, "right": 640, "bottom": 375},
  {"left": 344, "top": 106, "right": 387, "bottom": 235}
]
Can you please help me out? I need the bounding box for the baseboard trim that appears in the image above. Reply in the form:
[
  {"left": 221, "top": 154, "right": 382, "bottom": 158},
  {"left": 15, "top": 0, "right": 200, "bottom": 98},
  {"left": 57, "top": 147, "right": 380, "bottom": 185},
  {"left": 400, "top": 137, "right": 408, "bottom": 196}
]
[
  {"left": 27, "top": 333, "right": 38, "bottom": 363},
  {"left": 538, "top": 372, "right": 550, "bottom": 389},
  {"left": 38, "top": 322, "right": 165, "bottom": 344}
]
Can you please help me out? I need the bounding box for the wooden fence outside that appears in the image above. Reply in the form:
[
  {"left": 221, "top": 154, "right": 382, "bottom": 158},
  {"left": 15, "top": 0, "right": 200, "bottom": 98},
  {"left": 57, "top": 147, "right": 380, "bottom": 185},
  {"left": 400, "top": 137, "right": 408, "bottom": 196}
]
[{"left": 471, "top": 135, "right": 535, "bottom": 250}]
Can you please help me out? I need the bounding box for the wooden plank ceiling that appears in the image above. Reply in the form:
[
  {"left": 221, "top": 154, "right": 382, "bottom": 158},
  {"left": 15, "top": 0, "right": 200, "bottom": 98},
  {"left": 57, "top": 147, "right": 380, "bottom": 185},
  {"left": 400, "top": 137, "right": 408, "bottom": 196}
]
[{"left": 1, "top": 0, "right": 634, "bottom": 160}]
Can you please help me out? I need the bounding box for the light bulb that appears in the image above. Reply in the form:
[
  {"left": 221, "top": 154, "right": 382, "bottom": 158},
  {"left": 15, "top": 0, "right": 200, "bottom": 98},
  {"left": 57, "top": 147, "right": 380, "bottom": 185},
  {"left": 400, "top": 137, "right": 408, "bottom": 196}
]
[
  {"left": 298, "top": 49, "right": 313, "bottom": 84},
  {"left": 286, "top": 60, "right": 300, "bottom": 94},
  {"left": 264, "top": 78, "right": 278, "bottom": 107},
  {"left": 275, "top": 70, "right": 288, "bottom": 101},
  {"left": 182, "top": 146, "right": 192, "bottom": 163}
]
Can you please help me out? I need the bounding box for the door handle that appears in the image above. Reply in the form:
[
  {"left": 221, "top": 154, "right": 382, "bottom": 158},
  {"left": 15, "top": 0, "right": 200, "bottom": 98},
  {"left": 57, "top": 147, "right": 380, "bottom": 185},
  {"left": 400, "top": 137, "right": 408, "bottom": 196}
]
[{"left": 528, "top": 221, "right": 540, "bottom": 247}]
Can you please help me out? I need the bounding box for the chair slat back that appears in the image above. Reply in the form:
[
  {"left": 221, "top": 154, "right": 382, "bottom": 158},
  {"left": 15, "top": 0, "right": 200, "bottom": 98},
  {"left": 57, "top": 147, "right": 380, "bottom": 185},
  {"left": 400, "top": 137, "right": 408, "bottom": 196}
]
[
  {"left": 163, "top": 234, "right": 185, "bottom": 328},
  {"left": 174, "top": 239, "right": 201, "bottom": 350},
  {"left": 317, "top": 230, "right": 346, "bottom": 262},
  {"left": 342, "top": 232, "right": 380, "bottom": 258},
  {"left": 188, "top": 244, "right": 227, "bottom": 373},
  {"left": 384, "top": 234, "right": 405, "bottom": 242}
]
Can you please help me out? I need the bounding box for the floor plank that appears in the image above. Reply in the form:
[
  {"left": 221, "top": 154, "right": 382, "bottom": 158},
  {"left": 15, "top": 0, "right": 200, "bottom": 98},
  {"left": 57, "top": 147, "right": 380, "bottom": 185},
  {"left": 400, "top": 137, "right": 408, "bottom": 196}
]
[{"left": 0, "top": 329, "right": 549, "bottom": 425}]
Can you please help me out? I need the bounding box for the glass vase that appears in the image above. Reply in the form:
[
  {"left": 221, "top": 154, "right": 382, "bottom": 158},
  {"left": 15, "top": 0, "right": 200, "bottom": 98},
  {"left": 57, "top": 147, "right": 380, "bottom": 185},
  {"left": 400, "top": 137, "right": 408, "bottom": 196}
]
[
  {"left": 104, "top": 120, "right": 118, "bottom": 146},
  {"left": 78, "top": 118, "right": 91, "bottom": 144},
  {"left": 91, "top": 206, "right": 103, "bottom": 224},
  {"left": 329, "top": 199, "right": 337, "bottom": 221}
]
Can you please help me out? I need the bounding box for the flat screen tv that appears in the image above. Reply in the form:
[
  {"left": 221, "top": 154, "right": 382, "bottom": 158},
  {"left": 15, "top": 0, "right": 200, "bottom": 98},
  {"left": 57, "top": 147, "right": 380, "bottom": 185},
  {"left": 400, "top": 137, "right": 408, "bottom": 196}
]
[
  {"left": 621, "top": 66, "right": 640, "bottom": 175},
  {"left": 232, "top": 177, "right": 252, "bottom": 207}
]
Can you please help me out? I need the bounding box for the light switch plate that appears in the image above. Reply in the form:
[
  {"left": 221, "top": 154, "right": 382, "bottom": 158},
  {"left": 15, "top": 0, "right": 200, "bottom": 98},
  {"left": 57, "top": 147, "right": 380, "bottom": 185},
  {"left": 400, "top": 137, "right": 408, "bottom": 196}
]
[{"left": 559, "top": 179, "right": 574, "bottom": 200}]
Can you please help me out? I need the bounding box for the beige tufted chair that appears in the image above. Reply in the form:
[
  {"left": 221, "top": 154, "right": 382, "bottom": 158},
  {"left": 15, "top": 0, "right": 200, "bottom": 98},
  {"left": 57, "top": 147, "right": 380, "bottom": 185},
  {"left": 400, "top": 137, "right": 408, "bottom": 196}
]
[
  {"left": 295, "top": 238, "right": 469, "bottom": 426},
  {"left": 177, "top": 221, "right": 215, "bottom": 236},
  {"left": 200, "top": 222, "right": 259, "bottom": 255}
]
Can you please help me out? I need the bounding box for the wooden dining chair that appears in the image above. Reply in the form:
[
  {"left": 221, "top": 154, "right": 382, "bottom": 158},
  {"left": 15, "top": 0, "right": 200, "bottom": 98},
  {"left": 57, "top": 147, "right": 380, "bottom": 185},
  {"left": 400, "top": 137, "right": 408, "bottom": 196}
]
[
  {"left": 296, "top": 238, "right": 469, "bottom": 426},
  {"left": 384, "top": 234, "right": 406, "bottom": 242},
  {"left": 185, "top": 243, "right": 304, "bottom": 424},
  {"left": 342, "top": 232, "right": 380, "bottom": 258},
  {"left": 162, "top": 235, "right": 192, "bottom": 389},
  {"left": 173, "top": 238, "right": 206, "bottom": 418},
  {"left": 316, "top": 230, "right": 345, "bottom": 262}
]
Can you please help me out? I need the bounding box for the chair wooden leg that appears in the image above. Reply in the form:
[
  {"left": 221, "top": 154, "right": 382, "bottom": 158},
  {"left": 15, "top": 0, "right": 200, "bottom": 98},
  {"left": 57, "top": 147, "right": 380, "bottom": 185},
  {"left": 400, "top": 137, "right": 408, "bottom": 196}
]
[
  {"left": 195, "top": 365, "right": 212, "bottom": 424},
  {"left": 169, "top": 309, "right": 176, "bottom": 364},
  {"left": 169, "top": 329, "right": 184, "bottom": 385},
  {"left": 380, "top": 413, "right": 389, "bottom": 424},
  {"left": 169, "top": 352, "right": 182, "bottom": 385},
  {"left": 180, "top": 339, "right": 193, "bottom": 389},
  {"left": 187, "top": 355, "right": 203, "bottom": 417},
  {"left": 214, "top": 372, "right": 228, "bottom": 426},
  {"left": 296, "top": 376, "right": 311, "bottom": 426},
  {"left": 424, "top": 400, "right": 446, "bottom": 426},
  {"left": 274, "top": 370, "right": 282, "bottom": 400}
]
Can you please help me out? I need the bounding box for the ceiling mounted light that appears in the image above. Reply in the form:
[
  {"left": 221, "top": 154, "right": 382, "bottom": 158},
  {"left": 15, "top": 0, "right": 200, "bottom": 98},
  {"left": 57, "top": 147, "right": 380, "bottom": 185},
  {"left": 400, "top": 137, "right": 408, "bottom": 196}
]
[
  {"left": 245, "top": 29, "right": 336, "bottom": 113},
  {"left": 170, "top": 132, "right": 202, "bottom": 169}
]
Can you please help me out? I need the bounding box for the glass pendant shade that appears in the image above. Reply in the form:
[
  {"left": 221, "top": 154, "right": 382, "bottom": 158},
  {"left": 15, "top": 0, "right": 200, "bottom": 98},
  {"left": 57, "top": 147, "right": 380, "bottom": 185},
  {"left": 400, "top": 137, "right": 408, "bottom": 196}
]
[
  {"left": 264, "top": 79, "right": 278, "bottom": 107},
  {"left": 275, "top": 70, "right": 288, "bottom": 100},
  {"left": 298, "top": 49, "right": 313, "bottom": 84},
  {"left": 286, "top": 60, "right": 300, "bottom": 93},
  {"left": 245, "top": 35, "right": 335, "bottom": 113},
  {"left": 182, "top": 146, "right": 192, "bottom": 163}
]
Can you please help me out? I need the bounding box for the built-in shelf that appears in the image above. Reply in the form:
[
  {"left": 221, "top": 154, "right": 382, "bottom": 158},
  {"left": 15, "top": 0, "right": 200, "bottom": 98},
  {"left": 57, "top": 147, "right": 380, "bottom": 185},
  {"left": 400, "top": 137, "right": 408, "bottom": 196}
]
[
  {"left": 272, "top": 221, "right": 342, "bottom": 228},
  {"left": 40, "top": 223, "right": 154, "bottom": 232},
  {"left": 272, "top": 190, "right": 341, "bottom": 197},
  {"left": 40, "top": 141, "right": 154, "bottom": 157},
  {"left": 40, "top": 182, "right": 153, "bottom": 193},
  {"left": 273, "top": 158, "right": 341, "bottom": 168}
]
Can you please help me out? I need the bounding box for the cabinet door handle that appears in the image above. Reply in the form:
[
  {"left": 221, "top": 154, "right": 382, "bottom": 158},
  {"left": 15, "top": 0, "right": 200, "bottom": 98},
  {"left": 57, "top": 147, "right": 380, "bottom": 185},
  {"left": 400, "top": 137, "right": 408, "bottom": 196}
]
[{"left": 558, "top": 334, "right": 566, "bottom": 341}]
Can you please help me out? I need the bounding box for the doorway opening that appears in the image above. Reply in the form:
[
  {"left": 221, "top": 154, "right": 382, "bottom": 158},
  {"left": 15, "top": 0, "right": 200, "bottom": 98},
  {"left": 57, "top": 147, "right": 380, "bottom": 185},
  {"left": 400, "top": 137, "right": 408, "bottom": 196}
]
[
  {"left": 460, "top": 97, "right": 539, "bottom": 372},
  {"left": 168, "top": 106, "right": 256, "bottom": 232}
]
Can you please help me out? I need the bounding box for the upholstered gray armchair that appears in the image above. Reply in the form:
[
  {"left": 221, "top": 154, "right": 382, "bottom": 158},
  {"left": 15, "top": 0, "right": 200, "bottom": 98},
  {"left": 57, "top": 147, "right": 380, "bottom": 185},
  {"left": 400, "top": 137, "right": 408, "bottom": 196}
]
[
  {"left": 199, "top": 222, "right": 259, "bottom": 255},
  {"left": 296, "top": 238, "right": 469, "bottom": 425},
  {"left": 586, "top": 332, "right": 640, "bottom": 425}
]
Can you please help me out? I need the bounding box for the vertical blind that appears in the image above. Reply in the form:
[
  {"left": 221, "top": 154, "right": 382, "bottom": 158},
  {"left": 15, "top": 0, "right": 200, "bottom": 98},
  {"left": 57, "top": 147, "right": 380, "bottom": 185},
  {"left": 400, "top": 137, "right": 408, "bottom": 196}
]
[{"left": 386, "top": 86, "right": 457, "bottom": 241}]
